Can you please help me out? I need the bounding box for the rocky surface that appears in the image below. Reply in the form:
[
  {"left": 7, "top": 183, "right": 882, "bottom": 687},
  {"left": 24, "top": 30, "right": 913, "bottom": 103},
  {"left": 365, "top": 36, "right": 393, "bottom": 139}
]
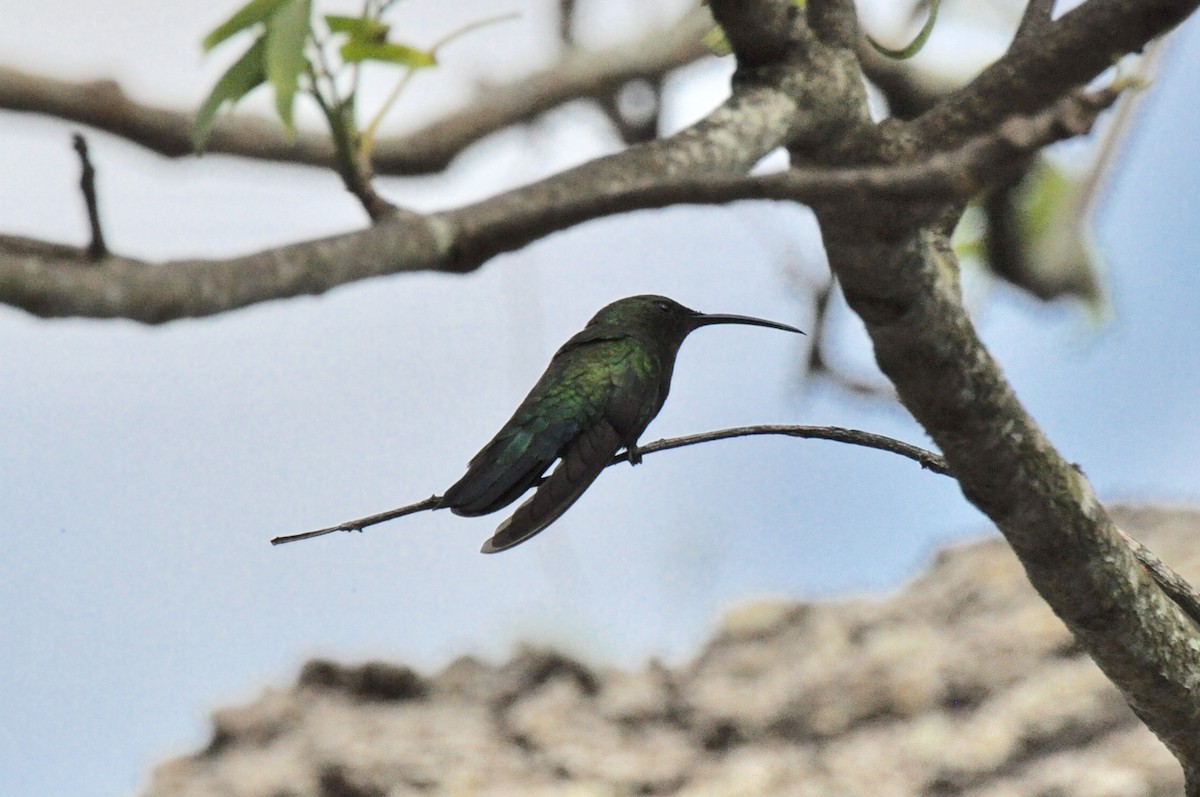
[{"left": 145, "top": 506, "right": 1200, "bottom": 797}]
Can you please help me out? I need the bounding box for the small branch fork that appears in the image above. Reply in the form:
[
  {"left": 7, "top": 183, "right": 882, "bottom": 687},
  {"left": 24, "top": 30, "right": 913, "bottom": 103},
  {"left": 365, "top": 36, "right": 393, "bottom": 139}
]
[
  {"left": 1015, "top": 0, "right": 1057, "bottom": 39},
  {"left": 269, "top": 423, "right": 1200, "bottom": 629}
]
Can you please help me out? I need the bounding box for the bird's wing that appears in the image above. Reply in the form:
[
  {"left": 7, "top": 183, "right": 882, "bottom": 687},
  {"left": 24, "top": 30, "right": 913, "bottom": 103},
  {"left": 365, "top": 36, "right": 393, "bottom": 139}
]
[
  {"left": 439, "top": 421, "right": 569, "bottom": 517},
  {"left": 439, "top": 340, "right": 618, "bottom": 517},
  {"left": 480, "top": 417, "right": 624, "bottom": 553}
]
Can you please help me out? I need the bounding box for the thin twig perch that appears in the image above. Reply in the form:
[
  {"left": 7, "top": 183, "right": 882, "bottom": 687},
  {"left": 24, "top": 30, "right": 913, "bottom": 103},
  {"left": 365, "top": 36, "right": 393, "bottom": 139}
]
[
  {"left": 269, "top": 422, "right": 1200, "bottom": 629},
  {"left": 269, "top": 423, "right": 948, "bottom": 546}
]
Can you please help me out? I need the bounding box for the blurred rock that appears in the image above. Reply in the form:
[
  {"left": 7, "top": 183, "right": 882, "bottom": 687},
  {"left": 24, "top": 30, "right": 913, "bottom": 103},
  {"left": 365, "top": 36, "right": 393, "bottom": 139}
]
[{"left": 145, "top": 505, "right": 1200, "bottom": 797}]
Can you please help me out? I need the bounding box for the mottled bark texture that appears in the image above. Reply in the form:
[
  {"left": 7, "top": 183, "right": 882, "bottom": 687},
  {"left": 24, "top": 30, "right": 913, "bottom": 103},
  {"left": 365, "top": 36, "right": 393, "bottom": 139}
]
[
  {"left": 3, "top": 0, "right": 1200, "bottom": 784},
  {"left": 793, "top": 0, "right": 1200, "bottom": 788}
]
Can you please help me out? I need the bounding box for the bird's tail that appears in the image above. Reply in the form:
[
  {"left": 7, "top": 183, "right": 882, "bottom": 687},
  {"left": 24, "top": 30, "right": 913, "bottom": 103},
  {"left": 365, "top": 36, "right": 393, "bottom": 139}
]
[{"left": 481, "top": 419, "right": 622, "bottom": 553}]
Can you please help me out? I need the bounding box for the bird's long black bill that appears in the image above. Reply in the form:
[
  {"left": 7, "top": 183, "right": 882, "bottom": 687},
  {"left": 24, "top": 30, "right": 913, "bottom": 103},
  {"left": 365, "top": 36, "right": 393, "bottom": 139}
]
[{"left": 692, "top": 313, "right": 805, "bottom": 335}]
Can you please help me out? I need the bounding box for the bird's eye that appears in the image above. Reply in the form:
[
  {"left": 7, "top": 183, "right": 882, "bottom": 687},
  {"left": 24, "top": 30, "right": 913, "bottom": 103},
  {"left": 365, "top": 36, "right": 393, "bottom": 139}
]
[{"left": 655, "top": 301, "right": 671, "bottom": 312}]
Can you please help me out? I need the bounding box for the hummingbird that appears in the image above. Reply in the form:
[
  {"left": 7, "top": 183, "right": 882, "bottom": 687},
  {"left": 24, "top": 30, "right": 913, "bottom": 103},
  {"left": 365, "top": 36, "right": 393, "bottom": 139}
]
[{"left": 437, "top": 295, "right": 804, "bottom": 553}]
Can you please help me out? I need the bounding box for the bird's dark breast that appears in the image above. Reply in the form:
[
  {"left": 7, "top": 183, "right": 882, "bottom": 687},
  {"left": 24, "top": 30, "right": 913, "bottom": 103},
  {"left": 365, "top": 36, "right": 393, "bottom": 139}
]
[{"left": 600, "top": 339, "right": 663, "bottom": 445}]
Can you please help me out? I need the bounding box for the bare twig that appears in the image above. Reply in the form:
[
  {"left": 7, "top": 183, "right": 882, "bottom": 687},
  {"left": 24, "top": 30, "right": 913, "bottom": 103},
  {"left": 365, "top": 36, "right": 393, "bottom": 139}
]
[
  {"left": 805, "top": 280, "right": 896, "bottom": 399},
  {"left": 272, "top": 495, "right": 441, "bottom": 544},
  {"left": 71, "top": 133, "right": 107, "bottom": 260},
  {"left": 267, "top": 421, "right": 1200, "bottom": 633},
  {"left": 269, "top": 423, "right": 950, "bottom": 546},
  {"left": 558, "top": 0, "right": 578, "bottom": 44},
  {"left": 628, "top": 424, "right": 951, "bottom": 473}
]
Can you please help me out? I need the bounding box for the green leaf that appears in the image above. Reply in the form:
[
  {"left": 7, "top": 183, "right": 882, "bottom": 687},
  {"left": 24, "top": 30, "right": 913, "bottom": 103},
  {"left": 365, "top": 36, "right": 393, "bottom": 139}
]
[
  {"left": 867, "top": 0, "right": 940, "bottom": 60},
  {"left": 194, "top": 35, "right": 268, "bottom": 150},
  {"left": 324, "top": 14, "right": 389, "bottom": 42},
  {"left": 265, "top": 0, "right": 312, "bottom": 132},
  {"left": 324, "top": 14, "right": 364, "bottom": 34},
  {"left": 1018, "top": 160, "right": 1072, "bottom": 242},
  {"left": 1014, "top": 159, "right": 1106, "bottom": 305},
  {"left": 702, "top": 26, "right": 731, "bottom": 56},
  {"left": 340, "top": 39, "right": 435, "bottom": 67},
  {"left": 202, "top": 0, "right": 289, "bottom": 52}
]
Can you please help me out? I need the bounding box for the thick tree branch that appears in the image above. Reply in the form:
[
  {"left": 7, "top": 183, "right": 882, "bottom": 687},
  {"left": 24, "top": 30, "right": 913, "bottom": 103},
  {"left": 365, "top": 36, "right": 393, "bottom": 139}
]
[
  {"left": 710, "top": 0, "right": 804, "bottom": 67},
  {"left": 442, "top": 86, "right": 1114, "bottom": 269},
  {"left": 0, "top": 11, "right": 710, "bottom": 177},
  {"left": 0, "top": 86, "right": 1113, "bottom": 322},
  {"left": 806, "top": 0, "right": 861, "bottom": 50},
  {"left": 911, "top": 0, "right": 1199, "bottom": 147},
  {"left": 759, "top": 0, "right": 1200, "bottom": 780},
  {"left": 1016, "top": 0, "right": 1058, "bottom": 39},
  {"left": 0, "top": 72, "right": 797, "bottom": 321},
  {"left": 824, "top": 216, "right": 1200, "bottom": 780}
]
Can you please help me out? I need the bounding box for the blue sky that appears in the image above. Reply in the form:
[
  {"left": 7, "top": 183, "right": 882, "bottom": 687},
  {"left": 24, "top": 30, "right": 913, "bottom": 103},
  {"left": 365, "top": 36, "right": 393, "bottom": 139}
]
[{"left": 1, "top": 2, "right": 1198, "bottom": 796}]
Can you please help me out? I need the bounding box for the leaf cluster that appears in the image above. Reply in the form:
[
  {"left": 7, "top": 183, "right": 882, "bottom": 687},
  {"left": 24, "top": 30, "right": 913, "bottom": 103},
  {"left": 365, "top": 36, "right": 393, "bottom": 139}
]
[{"left": 195, "top": 0, "right": 437, "bottom": 150}]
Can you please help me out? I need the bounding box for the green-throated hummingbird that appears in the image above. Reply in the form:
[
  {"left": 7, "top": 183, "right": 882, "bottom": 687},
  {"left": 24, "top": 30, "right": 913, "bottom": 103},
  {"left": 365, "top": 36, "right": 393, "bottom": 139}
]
[{"left": 438, "top": 295, "right": 803, "bottom": 553}]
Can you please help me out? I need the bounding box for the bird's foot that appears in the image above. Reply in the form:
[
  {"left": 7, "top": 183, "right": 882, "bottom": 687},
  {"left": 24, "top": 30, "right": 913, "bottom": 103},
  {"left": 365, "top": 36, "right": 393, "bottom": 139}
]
[{"left": 626, "top": 445, "right": 642, "bottom": 466}]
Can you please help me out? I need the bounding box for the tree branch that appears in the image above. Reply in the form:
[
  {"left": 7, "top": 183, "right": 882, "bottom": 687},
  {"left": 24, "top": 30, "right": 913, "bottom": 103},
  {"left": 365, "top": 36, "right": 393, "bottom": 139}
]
[
  {"left": 710, "top": 0, "right": 804, "bottom": 67},
  {"left": 806, "top": 0, "right": 861, "bottom": 50},
  {"left": 911, "top": 0, "right": 1199, "bottom": 147},
  {"left": 0, "top": 85, "right": 1116, "bottom": 322},
  {"left": 0, "top": 10, "right": 710, "bottom": 177},
  {"left": 1016, "top": 0, "right": 1058, "bottom": 39},
  {"left": 696, "top": 0, "right": 1200, "bottom": 781},
  {"left": 269, "top": 422, "right": 1200, "bottom": 637},
  {"left": 825, "top": 211, "right": 1200, "bottom": 779},
  {"left": 270, "top": 423, "right": 954, "bottom": 546},
  {"left": 71, "top": 133, "right": 107, "bottom": 260}
]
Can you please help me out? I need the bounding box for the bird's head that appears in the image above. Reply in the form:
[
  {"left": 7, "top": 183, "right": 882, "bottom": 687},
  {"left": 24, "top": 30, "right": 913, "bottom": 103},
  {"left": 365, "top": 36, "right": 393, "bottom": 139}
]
[{"left": 588, "top": 294, "right": 804, "bottom": 350}]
